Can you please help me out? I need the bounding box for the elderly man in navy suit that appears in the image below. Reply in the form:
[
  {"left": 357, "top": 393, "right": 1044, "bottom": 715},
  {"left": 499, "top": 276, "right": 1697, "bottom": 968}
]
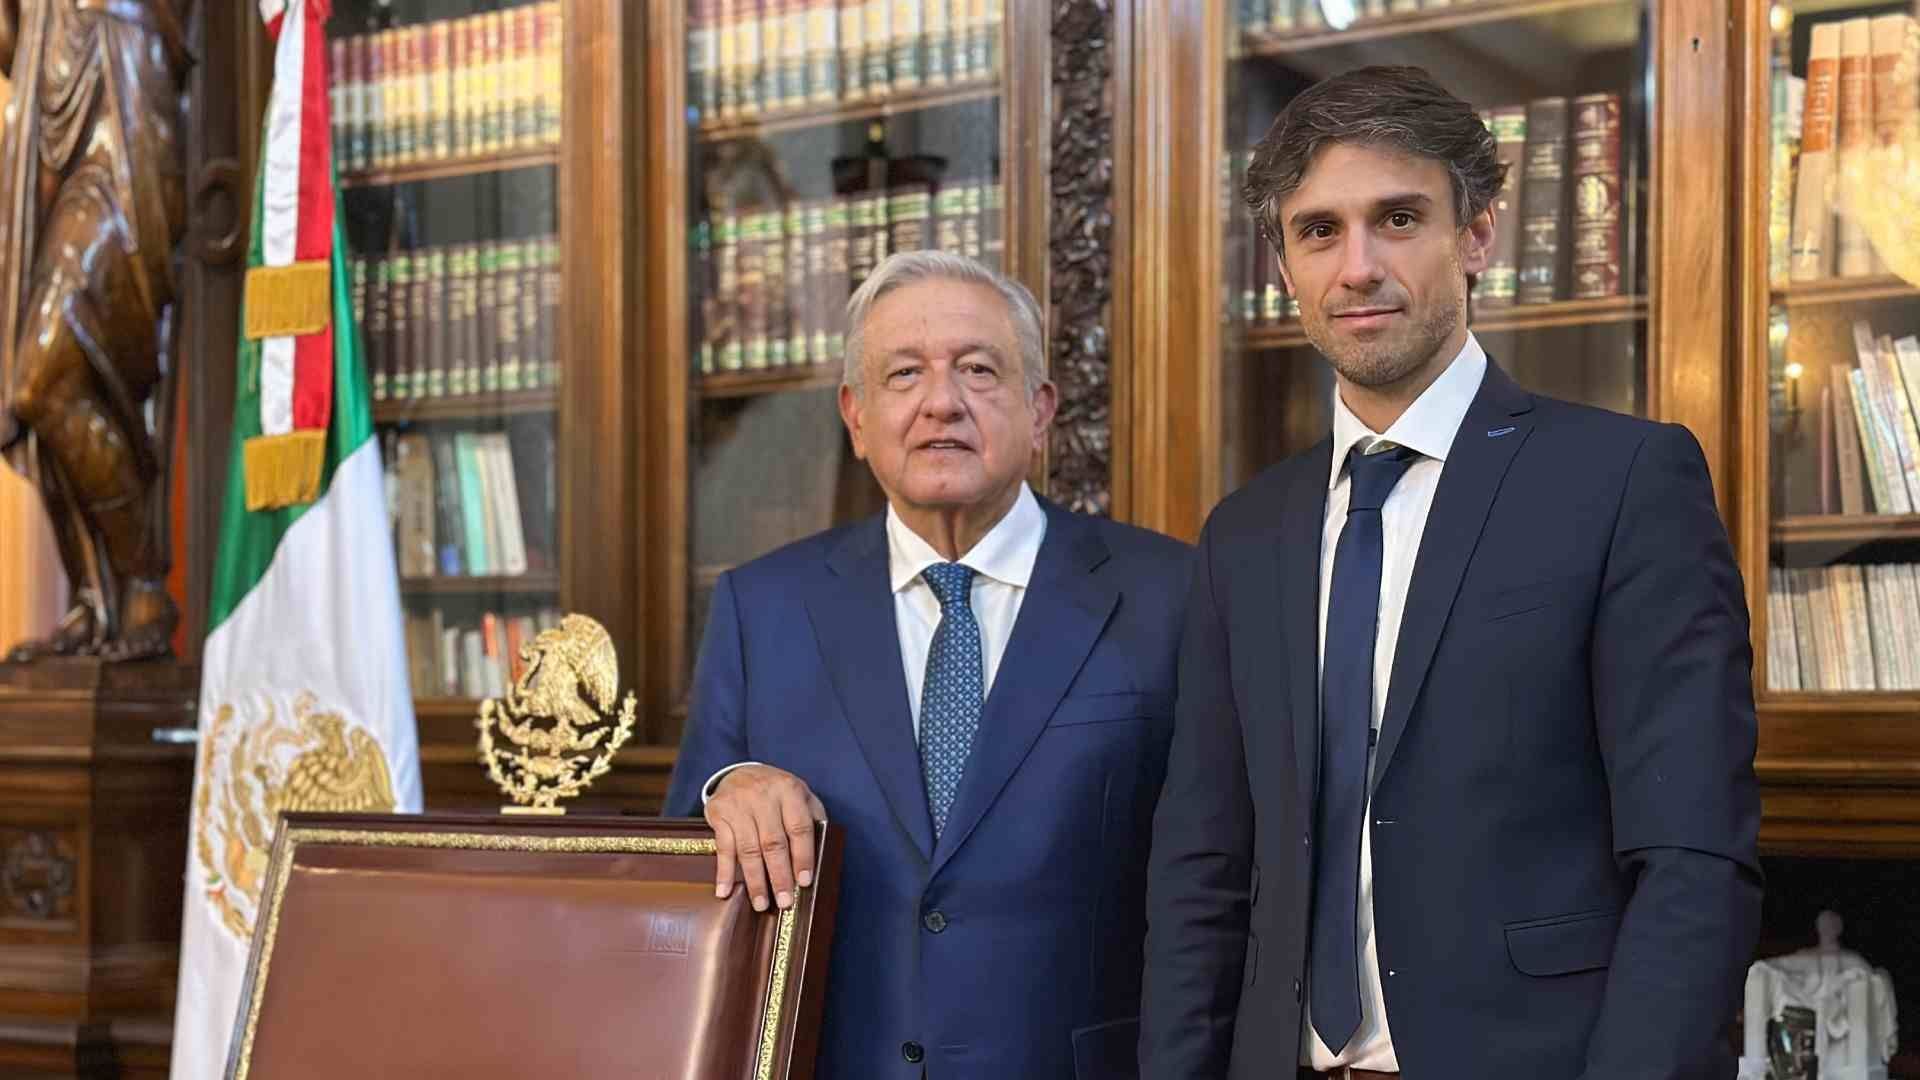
[
  {"left": 667, "top": 250, "right": 1190, "bottom": 1080},
  {"left": 1142, "top": 67, "right": 1762, "bottom": 1080}
]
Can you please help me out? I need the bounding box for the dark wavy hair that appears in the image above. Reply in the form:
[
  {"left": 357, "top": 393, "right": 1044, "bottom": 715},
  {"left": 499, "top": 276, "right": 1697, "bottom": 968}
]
[{"left": 1245, "top": 66, "right": 1506, "bottom": 257}]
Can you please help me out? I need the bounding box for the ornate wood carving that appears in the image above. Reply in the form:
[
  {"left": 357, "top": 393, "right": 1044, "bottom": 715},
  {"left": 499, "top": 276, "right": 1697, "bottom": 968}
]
[
  {"left": 1047, "top": 0, "right": 1115, "bottom": 515},
  {"left": 0, "top": 829, "right": 75, "bottom": 922},
  {"left": 0, "top": 1, "right": 197, "bottom": 662}
]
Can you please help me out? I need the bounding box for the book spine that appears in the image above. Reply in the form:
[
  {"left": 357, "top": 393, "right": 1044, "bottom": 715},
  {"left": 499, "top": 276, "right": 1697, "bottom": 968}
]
[
  {"left": 980, "top": 180, "right": 1003, "bottom": 272},
  {"left": 1851, "top": 366, "right": 1906, "bottom": 512},
  {"left": 371, "top": 30, "right": 392, "bottom": 166},
  {"left": 786, "top": 203, "right": 810, "bottom": 367},
  {"left": 1517, "top": 96, "right": 1569, "bottom": 304},
  {"left": 540, "top": 236, "right": 562, "bottom": 388},
  {"left": 867, "top": 192, "right": 892, "bottom": 280},
  {"left": 1791, "top": 22, "right": 1840, "bottom": 281},
  {"left": 476, "top": 242, "right": 501, "bottom": 391},
  {"left": 888, "top": 183, "right": 932, "bottom": 255},
  {"left": 1570, "top": 92, "right": 1622, "bottom": 299},
  {"left": 513, "top": 4, "right": 539, "bottom": 148},
  {"left": 485, "top": 11, "right": 508, "bottom": 151},
  {"left": 1867, "top": 326, "right": 1920, "bottom": 506},
  {"left": 1270, "top": 0, "right": 1296, "bottom": 33},
  {"left": 984, "top": 0, "right": 1001, "bottom": 74},
  {"left": 1768, "top": 61, "right": 1803, "bottom": 286},
  {"left": 953, "top": 0, "right": 980, "bottom": 80},
  {"left": 865, "top": 0, "right": 892, "bottom": 96},
  {"left": 1833, "top": 362, "right": 1871, "bottom": 513},
  {"left": 426, "top": 247, "right": 450, "bottom": 398},
  {"left": 396, "top": 25, "right": 419, "bottom": 164},
  {"left": 446, "top": 17, "right": 468, "bottom": 157},
  {"left": 1868, "top": 14, "right": 1917, "bottom": 273},
  {"left": 1482, "top": 105, "right": 1526, "bottom": 307},
  {"left": 764, "top": 208, "right": 789, "bottom": 368},
  {"left": 960, "top": 181, "right": 982, "bottom": 260},
  {"left": 517, "top": 240, "right": 543, "bottom": 389},
  {"left": 496, "top": 241, "right": 526, "bottom": 390},
  {"left": 803, "top": 201, "right": 829, "bottom": 366},
  {"left": 412, "top": 246, "right": 436, "bottom": 397},
  {"left": 781, "top": 0, "right": 810, "bottom": 109},
  {"left": 823, "top": 198, "right": 851, "bottom": 359},
  {"left": 718, "top": 0, "right": 740, "bottom": 119},
  {"left": 847, "top": 195, "right": 877, "bottom": 289},
  {"left": 717, "top": 212, "right": 742, "bottom": 370},
  {"left": 891, "top": 0, "right": 924, "bottom": 92},
  {"left": 330, "top": 38, "right": 348, "bottom": 170},
  {"left": 441, "top": 244, "right": 467, "bottom": 398},
  {"left": 1835, "top": 17, "right": 1876, "bottom": 277},
  {"left": 925, "top": 0, "right": 951, "bottom": 86},
  {"left": 387, "top": 253, "right": 413, "bottom": 398},
  {"left": 808, "top": 0, "right": 840, "bottom": 105},
  {"left": 542, "top": 3, "right": 563, "bottom": 144},
  {"left": 740, "top": 0, "right": 766, "bottom": 118},
  {"left": 691, "top": 0, "right": 715, "bottom": 120},
  {"left": 839, "top": 0, "right": 866, "bottom": 100}
]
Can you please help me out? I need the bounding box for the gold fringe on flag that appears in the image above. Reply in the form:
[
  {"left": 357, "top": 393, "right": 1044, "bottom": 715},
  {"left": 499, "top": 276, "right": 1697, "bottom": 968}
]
[
  {"left": 243, "top": 261, "right": 332, "bottom": 340},
  {"left": 243, "top": 430, "right": 326, "bottom": 510}
]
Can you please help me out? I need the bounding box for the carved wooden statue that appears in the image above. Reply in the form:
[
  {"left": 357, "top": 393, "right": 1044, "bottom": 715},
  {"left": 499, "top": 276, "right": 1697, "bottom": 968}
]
[{"left": 0, "top": 0, "right": 194, "bottom": 662}]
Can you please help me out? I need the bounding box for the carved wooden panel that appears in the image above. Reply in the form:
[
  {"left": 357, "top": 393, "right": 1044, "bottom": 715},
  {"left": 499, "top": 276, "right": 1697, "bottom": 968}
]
[
  {"left": 0, "top": 829, "right": 75, "bottom": 924},
  {"left": 1047, "top": 0, "right": 1115, "bottom": 515}
]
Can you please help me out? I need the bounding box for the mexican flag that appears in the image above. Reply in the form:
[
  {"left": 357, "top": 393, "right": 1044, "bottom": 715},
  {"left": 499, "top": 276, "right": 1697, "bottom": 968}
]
[{"left": 169, "top": 1, "right": 420, "bottom": 1076}]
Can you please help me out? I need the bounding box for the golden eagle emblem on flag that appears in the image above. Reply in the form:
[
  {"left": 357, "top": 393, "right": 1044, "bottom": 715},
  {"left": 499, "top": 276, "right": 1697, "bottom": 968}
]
[{"left": 193, "top": 693, "right": 397, "bottom": 940}]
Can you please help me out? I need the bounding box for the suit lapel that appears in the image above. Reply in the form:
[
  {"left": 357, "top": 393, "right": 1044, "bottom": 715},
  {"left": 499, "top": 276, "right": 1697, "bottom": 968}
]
[
  {"left": 1372, "top": 361, "right": 1535, "bottom": 786},
  {"left": 805, "top": 517, "right": 935, "bottom": 861},
  {"left": 931, "top": 501, "right": 1117, "bottom": 876},
  {"left": 1281, "top": 439, "right": 1333, "bottom": 820}
]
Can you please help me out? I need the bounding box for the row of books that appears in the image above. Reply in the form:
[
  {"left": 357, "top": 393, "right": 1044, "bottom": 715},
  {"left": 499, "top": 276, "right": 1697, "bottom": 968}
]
[
  {"left": 328, "top": 3, "right": 562, "bottom": 174},
  {"left": 1236, "top": 0, "right": 1468, "bottom": 35},
  {"left": 404, "top": 607, "right": 563, "bottom": 701},
  {"left": 1227, "top": 92, "right": 1624, "bottom": 327},
  {"left": 354, "top": 237, "right": 561, "bottom": 403},
  {"left": 384, "top": 425, "right": 557, "bottom": 581},
  {"left": 1767, "top": 563, "right": 1920, "bottom": 692},
  {"left": 1775, "top": 14, "right": 1919, "bottom": 283},
  {"left": 695, "top": 181, "right": 1004, "bottom": 375},
  {"left": 1813, "top": 319, "right": 1920, "bottom": 516},
  {"left": 690, "top": 0, "right": 1005, "bottom": 125}
]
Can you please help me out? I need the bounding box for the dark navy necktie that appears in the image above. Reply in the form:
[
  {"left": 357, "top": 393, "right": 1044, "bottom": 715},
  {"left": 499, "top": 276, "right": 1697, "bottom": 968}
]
[
  {"left": 1311, "top": 443, "right": 1419, "bottom": 1055},
  {"left": 919, "top": 562, "right": 982, "bottom": 838}
]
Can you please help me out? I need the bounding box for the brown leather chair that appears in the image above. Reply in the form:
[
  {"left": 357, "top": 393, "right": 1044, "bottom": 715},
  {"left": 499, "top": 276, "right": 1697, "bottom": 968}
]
[{"left": 224, "top": 813, "right": 841, "bottom": 1080}]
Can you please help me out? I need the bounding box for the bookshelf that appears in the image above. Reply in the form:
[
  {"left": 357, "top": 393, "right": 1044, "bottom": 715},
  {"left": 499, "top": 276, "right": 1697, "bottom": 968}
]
[
  {"left": 316, "top": 0, "right": 642, "bottom": 801},
  {"left": 1737, "top": 0, "right": 1920, "bottom": 858},
  {"left": 1217, "top": 0, "right": 1654, "bottom": 492}
]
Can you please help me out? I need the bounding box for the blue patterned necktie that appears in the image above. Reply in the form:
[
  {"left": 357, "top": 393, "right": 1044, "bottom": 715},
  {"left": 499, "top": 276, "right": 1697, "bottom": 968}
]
[
  {"left": 1311, "top": 443, "right": 1419, "bottom": 1055},
  {"left": 919, "top": 562, "right": 983, "bottom": 838}
]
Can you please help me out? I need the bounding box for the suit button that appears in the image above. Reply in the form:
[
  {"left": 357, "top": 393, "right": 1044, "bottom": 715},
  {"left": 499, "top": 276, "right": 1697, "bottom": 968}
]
[
  {"left": 1293, "top": 977, "right": 1302, "bottom": 1002},
  {"left": 902, "top": 1041, "right": 925, "bottom": 1063},
  {"left": 923, "top": 910, "right": 948, "bottom": 933}
]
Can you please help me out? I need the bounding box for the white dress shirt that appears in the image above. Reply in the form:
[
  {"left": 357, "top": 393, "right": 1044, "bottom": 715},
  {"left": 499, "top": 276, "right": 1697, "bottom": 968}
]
[
  {"left": 702, "top": 483, "right": 1048, "bottom": 799},
  {"left": 1304, "top": 334, "right": 1487, "bottom": 1072}
]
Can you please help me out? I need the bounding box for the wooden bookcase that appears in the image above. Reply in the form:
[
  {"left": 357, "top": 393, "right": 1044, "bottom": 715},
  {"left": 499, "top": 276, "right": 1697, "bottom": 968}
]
[
  {"left": 1734, "top": 0, "right": 1920, "bottom": 858},
  {"left": 316, "top": 0, "right": 647, "bottom": 810}
]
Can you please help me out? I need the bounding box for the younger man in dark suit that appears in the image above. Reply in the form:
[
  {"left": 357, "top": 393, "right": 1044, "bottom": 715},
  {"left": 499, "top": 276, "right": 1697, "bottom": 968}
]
[{"left": 1141, "top": 66, "right": 1761, "bottom": 1079}]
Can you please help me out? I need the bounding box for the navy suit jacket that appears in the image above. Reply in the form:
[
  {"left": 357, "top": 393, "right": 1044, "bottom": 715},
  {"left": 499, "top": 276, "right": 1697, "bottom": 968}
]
[
  {"left": 667, "top": 497, "right": 1191, "bottom": 1080},
  {"left": 1140, "top": 362, "right": 1763, "bottom": 1079}
]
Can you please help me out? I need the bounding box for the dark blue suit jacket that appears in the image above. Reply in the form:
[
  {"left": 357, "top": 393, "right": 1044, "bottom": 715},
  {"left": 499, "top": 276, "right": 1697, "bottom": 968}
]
[
  {"left": 1141, "top": 362, "right": 1763, "bottom": 1079},
  {"left": 667, "top": 497, "right": 1191, "bottom": 1080}
]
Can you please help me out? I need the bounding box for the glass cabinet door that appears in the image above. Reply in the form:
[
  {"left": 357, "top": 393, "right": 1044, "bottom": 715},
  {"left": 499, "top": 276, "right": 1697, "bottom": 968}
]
[
  {"left": 1760, "top": 0, "right": 1920, "bottom": 697},
  {"left": 675, "top": 0, "right": 1017, "bottom": 708},
  {"left": 328, "top": 0, "right": 565, "bottom": 711},
  {"left": 1219, "top": 0, "right": 1653, "bottom": 491}
]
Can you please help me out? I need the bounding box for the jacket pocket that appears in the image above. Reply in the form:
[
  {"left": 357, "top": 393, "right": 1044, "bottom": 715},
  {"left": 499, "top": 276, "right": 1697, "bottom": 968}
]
[
  {"left": 1049, "top": 691, "right": 1169, "bottom": 727},
  {"left": 1504, "top": 909, "right": 1620, "bottom": 976},
  {"left": 1071, "top": 1016, "right": 1140, "bottom": 1080},
  {"left": 1470, "top": 573, "right": 1597, "bottom": 622}
]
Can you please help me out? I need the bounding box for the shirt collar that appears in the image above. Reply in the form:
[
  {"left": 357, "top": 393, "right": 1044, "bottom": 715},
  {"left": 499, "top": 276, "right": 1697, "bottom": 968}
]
[
  {"left": 887, "top": 482, "right": 1047, "bottom": 594},
  {"left": 1328, "top": 331, "right": 1488, "bottom": 489}
]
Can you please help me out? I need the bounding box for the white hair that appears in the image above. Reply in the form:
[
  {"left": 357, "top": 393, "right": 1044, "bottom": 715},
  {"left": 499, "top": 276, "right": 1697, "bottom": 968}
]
[{"left": 842, "top": 250, "right": 1048, "bottom": 399}]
